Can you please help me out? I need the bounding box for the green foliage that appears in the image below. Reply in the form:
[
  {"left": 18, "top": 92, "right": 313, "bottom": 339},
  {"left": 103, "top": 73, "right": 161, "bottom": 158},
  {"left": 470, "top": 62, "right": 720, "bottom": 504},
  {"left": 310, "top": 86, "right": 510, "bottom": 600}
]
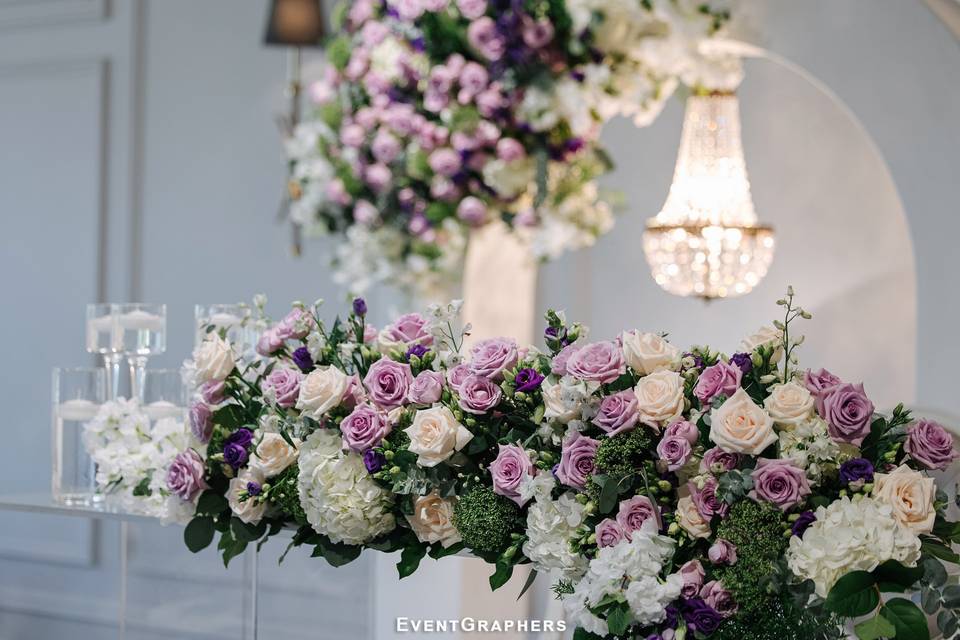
[
  {"left": 716, "top": 595, "right": 844, "bottom": 640},
  {"left": 593, "top": 428, "right": 653, "bottom": 482},
  {"left": 453, "top": 487, "right": 523, "bottom": 554},
  {"left": 881, "top": 598, "right": 930, "bottom": 640},
  {"left": 267, "top": 464, "right": 306, "bottom": 525},
  {"left": 825, "top": 571, "right": 879, "bottom": 617},
  {"left": 184, "top": 517, "right": 215, "bottom": 553},
  {"left": 325, "top": 34, "right": 352, "bottom": 71}
]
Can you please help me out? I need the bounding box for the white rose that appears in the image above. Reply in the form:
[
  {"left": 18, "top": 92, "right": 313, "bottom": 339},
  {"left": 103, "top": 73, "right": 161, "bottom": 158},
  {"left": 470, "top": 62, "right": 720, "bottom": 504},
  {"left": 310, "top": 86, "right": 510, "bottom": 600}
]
[
  {"left": 621, "top": 331, "right": 679, "bottom": 375},
  {"left": 676, "top": 495, "right": 711, "bottom": 539},
  {"left": 193, "top": 334, "right": 235, "bottom": 383},
  {"left": 634, "top": 370, "right": 684, "bottom": 428},
  {"left": 482, "top": 157, "right": 535, "bottom": 199},
  {"left": 227, "top": 469, "right": 267, "bottom": 525},
  {"left": 405, "top": 492, "right": 462, "bottom": 548},
  {"left": 709, "top": 387, "right": 776, "bottom": 455},
  {"left": 740, "top": 326, "right": 783, "bottom": 362},
  {"left": 542, "top": 377, "right": 584, "bottom": 423},
  {"left": 249, "top": 432, "right": 300, "bottom": 478},
  {"left": 296, "top": 365, "right": 349, "bottom": 419},
  {"left": 404, "top": 406, "right": 473, "bottom": 467},
  {"left": 873, "top": 465, "right": 936, "bottom": 534},
  {"left": 764, "top": 381, "right": 815, "bottom": 428}
]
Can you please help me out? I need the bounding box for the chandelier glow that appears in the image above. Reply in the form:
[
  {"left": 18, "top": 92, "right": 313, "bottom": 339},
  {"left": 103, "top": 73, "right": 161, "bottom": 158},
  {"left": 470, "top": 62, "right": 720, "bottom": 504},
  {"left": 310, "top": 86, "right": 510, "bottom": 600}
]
[{"left": 643, "top": 93, "right": 774, "bottom": 299}]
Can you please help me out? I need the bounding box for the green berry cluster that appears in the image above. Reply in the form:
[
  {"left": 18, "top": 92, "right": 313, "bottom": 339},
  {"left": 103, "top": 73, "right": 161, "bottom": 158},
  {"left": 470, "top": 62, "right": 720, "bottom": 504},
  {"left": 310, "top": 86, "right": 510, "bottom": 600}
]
[{"left": 453, "top": 487, "right": 524, "bottom": 554}]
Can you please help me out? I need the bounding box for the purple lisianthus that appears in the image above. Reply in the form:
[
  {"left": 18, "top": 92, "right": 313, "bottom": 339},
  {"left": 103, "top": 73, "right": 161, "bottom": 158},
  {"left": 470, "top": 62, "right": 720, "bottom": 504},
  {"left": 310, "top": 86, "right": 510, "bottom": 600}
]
[
  {"left": 839, "top": 458, "right": 875, "bottom": 484},
  {"left": 792, "top": 510, "right": 817, "bottom": 537},
  {"left": 657, "top": 435, "right": 693, "bottom": 472},
  {"left": 352, "top": 297, "right": 367, "bottom": 317},
  {"left": 166, "top": 449, "right": 207, "bottom": 501},
  {"left": 616, "top": 495, "right": 662, "bottom": 533},
  {"left": 263, "top": 367, "right": 303, "bottom": 408},
  {"left": 458, "top": 374, "right": 503, "bottom": 414},
  {"left": 363, "top": 449, "right": 386, "bottom": 474},
  {"left": 595, "top": 518, "right": 626, "bottom": 548},
  {"left": 700, "top": 581, "right": 738, "bottom": 618},
  {"left": 226, "top": 427, "right": 254, "bottom": 448},
  {"left": 224, "top": 427, "right": 253, "bottom": 468},
  {"left": 189, "top": 402, "right": 213, "bottom": 443},
  {"left": 682, "top": 598, "right": 723, "bottom": 635},
  {"left": 550, "top": 343, "right": 580, "bottom": 376},
  {"left": 805, "top": 368, "right": 842, "bottom": 397},
  {"left": 730, "top": 352, "right": 753, "bottom": 374},
  {"left": 702, "top": 447, "right": 741, "bottom": 473},
  {"left": 340, "top": 404, "right": 392, "bottom": 453},
  {"left": 292, "top": 346, "right": 315, "bottom": 373},
  {"left": 514, "top": 368, "right": 544, "bottom": 393},
  {"left": 489, "top": 443, "right": 535, "bottom": 506},
  {"left": 694, "top": 360, "right": 742, "bottom": 405},
  {"left": 679, "top": 560, "right": 705, "bottom": 598},
  {"left": 363, "top": 358, "right": 414, "bottom": 409},
  {"left": 246, "top": 481, "right": 262, "bottom": 497},
  {"left": 468, "top": 337, "right": 518, "bottom": 380},
  {"left": 406, "top": 343, "right": 429, "bottom": 360},
  {"left": 905, "top": 419, "right": 959, "bottom": 470},
  {"left": 593, "top": 390, "right": 639, "bottom": 436},
  {"left": 200, "top": 380, "right": 226, "bottom": 405},
  {"left": 555, "top": 432, "right": 600, "bottom": 490},
  {"left": 690, "top": 478, "right": 728, "bottom": 519},
  {"left": 407, "top": 370, "right": 444, "bottom": 405},
  {"left": 564, "top": 341, "right": 626, "bottom": 384},
  {"left": 819, "top": 382, "right": 875, "bottom": 446},
  {"left": 664, "top": 419, "right": 699, "bottom": 446},
  {"left": 708, "top": 539, "right": 738, "bottom": 565},
  {"left": 749, "top": 458, "right": 811, "bottom": 510}
]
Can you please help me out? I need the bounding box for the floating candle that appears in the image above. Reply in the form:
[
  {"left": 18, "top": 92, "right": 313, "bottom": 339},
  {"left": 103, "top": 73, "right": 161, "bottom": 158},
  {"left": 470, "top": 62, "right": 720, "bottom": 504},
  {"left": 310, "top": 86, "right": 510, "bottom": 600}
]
[
  {"left": 143, "top": 400, "right": 184, "bottom": 420},
  {"left": 58, "top": 399, "right": 100, "bottom": 421},
  {"left": 207, "top": 313, "right": 241, "bottom": 328},
  {"left": 117, "top": 310, "right": 165, "bottom": 331}
]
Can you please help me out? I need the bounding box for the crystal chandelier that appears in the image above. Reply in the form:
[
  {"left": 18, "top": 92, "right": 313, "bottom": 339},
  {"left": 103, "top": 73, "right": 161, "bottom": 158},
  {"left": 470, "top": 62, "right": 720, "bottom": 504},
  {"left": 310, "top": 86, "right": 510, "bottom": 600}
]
[{"left": 643, "top": 92, "right": 774, "bottom": 299}]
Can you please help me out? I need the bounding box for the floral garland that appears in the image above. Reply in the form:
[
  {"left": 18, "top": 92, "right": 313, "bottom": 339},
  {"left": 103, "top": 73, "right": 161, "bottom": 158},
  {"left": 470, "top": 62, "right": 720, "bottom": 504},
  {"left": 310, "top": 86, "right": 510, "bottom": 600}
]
[
  {"left": 171, "top": 291, "right": 960, "bottom": 639},
  {"left": 285, "top": 0, "right": 742, "bottom": 298}
]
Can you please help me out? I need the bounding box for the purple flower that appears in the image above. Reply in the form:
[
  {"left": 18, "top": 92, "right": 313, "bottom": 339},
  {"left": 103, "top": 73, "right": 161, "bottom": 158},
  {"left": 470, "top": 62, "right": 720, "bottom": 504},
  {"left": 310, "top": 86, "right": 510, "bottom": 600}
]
[
  {"left": 407, "top": 370, "right": 444, "bottom": 404},
  {"left": 226, "top": 428, "right": 254, "bottom": 448},
  {"left": 730, "top": 352, "right": 753, "bottom": 374},
  {"left": 749, "top": 458, "right": 811, "bottom": 510},
  {"left": 457, "top": 374, "right": 502, "bottom": 414},
  {"left": 701, "top": 447, "right": 741, "bottom": 473},
  {"left": 699, "top": 580, "right": 738, "bottom": 618},
  {"left": 166, "top": 449, "right": 207, "bottom": 501},
  {"left": 657, "top": 435, "right": 693, "bottom": 472},
  {"left": 341, "top": 404, "right": 392, "bottom": 452},
  {"left": 200, "top": 380, "right": 226, "bottom": 405},
  {"left": 406, "top": 343, "right": 429, "bottom": 360},
  {"left": 189, "top": 402, "right": 213, "bottom": 443},
  {"left": 689, "top": 478, "right": 728, "bottom": 519},
  {"left": 616, "top": 495, "right": 662, "bottom": 533},
  {"left": 456, "top": 196, "right": 488, "bottom": 226},
  {"left": 905, "top": 419, "right": 959, "bottom": 471},
  {"left": 839, "top": 458, "right": 875, "bottom": 484},
  {"left": 446, "top": 363, "right": 471, "bottom": 391},
  {"left": 246, "top": 481, "right": 262, "bottom": 497},
  {"left": 352, "top": 297, "right": 367, "bottom": 316},
  {"left": 682, "top": 598, "right": 723, "bottom": 635},
  {"left": 489, "top": 443, "right": 535, "bottom": 506},
  {"left": 224, "top": 442, "right": 249, "bottom": 469},
  {"left": 805, "top": 368, "right": 842, "bottom": 397},
  {"left": 456, "top": 0, "right": 487, "bottom": 19},
  {"left": 363, "top": 358, "right": 414, "bottom": 409},
  {"left": 708, "top": 539, "right": 738, "bottom": 565},
  {"left": 292, "top": 346, "right": 315, "bottom": 373},
  {"left": 818, "top": 382, "right": 875, "bottom": 446},
  {"left": 679, "top": 560, "right": 705, "bottom": 598},
  {"left": 593, "top": 390, "right": 639, "bottom": 436},
  {"left": 664, "top": 419, "right": 699, "bottom": 445},
  {"left": 694, "top": 360, "right": 742, "bottom": 405},
  {"left": 792, "top": 510, "right": 817, "bottom": 537},
  {"left": 595, "top": 518, "right": 626, "bottom": 548},
  {"left": 555, "top": 432, "right": 599, "bottom": 490},
  {"left": 363, "top": 449, "right": 386, "bottom": 474},
  {"left": 263, "top": 367, "right": 303, "bottom": 408},
  {"left": 468, "top": 337, "right": 518, "bottom": 380},
  {"left": 565, "top": 341, "right": 626, "bottom": 384},
  {"left": 550, "top": 343, "right": 579, "bottom": 376},
  {"left": 467, "top": 17, "right": 506, "bottom": 61},
  {"left": 428, "top": 147, "right": 462, "bottom": 177},
  {"left": 513, "top": 368, "right": 544, "bottom": 393},
  {"left": 275, "top": 307, "right": 314, "bottom": 341}
]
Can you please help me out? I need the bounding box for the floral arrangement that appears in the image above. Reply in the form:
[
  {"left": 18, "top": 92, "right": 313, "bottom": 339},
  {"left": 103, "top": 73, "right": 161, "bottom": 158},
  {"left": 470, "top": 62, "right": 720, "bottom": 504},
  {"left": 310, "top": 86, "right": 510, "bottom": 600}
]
[
  {"left": 285, "top": 0, "right": 742, "bottom": 297},
  {"left": 173, "top": 290, "right": 960, "bottom": 639}
]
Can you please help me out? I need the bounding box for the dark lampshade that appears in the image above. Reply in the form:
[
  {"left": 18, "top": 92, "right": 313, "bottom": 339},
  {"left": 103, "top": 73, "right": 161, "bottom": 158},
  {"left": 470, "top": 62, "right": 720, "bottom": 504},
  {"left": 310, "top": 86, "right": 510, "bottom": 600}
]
[{"left": 264, "top": 0, "right": 324, "bottom": 47}]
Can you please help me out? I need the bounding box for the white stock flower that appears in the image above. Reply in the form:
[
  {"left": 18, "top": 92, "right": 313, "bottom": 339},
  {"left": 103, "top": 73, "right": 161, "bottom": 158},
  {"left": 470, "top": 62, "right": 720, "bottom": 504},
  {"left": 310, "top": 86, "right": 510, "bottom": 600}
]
[
  {"left": 193, "top": 334, "right": 236, "bottom": 383},
  {"left": 778, "top": 417, "right": 839, "bottom": 484},
  {"left": 404, "top": 406, "right": 473, "bottom": 467},
  {"left": 405, "top": 492, "right": 461, "bottom": 548},
  {"left": 542, "top": 376, "right": 593, "bottom": 424},
  {"left": 709, "top": 387, "right": 776, "bottom": 455},
  {"left": 249, "top": 432, "right": 300, "bottom": 478},
  {"left": 523, "top": 490, "right": 588, "bottom": 579},
  {"left": 298, "top": 429, "right": 396, "bottom": 545},
  {"left": 296, "top": 365, "right": 349, "bottom": 419},
  {"left": 621, "top": 331, "right": 679, "bottom": 375}
]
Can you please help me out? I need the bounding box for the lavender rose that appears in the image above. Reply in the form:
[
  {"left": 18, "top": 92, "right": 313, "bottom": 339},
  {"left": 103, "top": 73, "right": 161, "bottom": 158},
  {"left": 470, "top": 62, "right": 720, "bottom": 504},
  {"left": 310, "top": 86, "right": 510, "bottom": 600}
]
[
  {"left": 708, "top": 539, "right": 738, "bottom": 565},
  {"left": 664, "top": 419, "right": 699, "bottom": 445},
  {"left": 256, "top": 327, "right": 284, "bottom": 356},
  {"left": 363, "top": 358, "right": 414, "bottom": 409},
  {"left": 200, "top": 380, "right": 225, "bottom": 405},
  {"left": 657, "top": 435, "right": 693, "bottom": 472},
  {"left": 700, "top": 581, "right": 738, "bottom": 618},
  {"left": 189, "top": 402, "right": 213, "bottom": 443},
  {"left": 565, "top": 341, "right": 626, "bottom": 384},
  {"left": 616, "top": 495, "right": 663, "bottom": 533},
  {"left": 595, "top": 518, "right": 627, "bottom": 548},
  {"left": 457, "top": 374, "right": 503, "bottom": 414},
  {"left": 468, "top": 337, "right": 518, "bottom": 380},
  {"left": 166, "top": 449, "right": 207, "bottom": 501},
  {"left": 905, "top": 419, "right": 959, "bottom": 470},
  {"left": 694, "top": 360, "right": 742, "bottom": 405},
  {"left": 749, "top": 458, "right": 811, "bottom": 510},
  {"left": 489, "top": 443, "right": 535, "bottom": 506},
  {"left": 555, "top": 432, "right": 600, "bottom": 490},
  {"left": 446, "top": 363, "right": 471, "bottom": 391},
  {"left": 690, "top": 478, "right": 728, "bottom": 519},
  {"left": 550, "top": 343, "right": 580, "bottom": 376},
  {"left": 377, "top": 312, "right": 433, "bottom": 352},
  {"left": 408, "top": 370, "right": 445, "bottom": 405},
  {"left": 275, "top": 307, "right": 314, "bottom": 340},
  {"left": 701, "top": 447, "right": 741, "bottom": 473},
  {"left": 592, "top": 390, "right": 639, "bottom": 436},
  {"left": 264, "top": 367, "right": 303, "bottom": 408},
  {"left": 818, "top": 382, "right": 875, "bottom": 446},
  {"left": 678, "top": 560, "right": 705, "bottom": 598},
  {"left": 340, "top": 404, "right": 392, "bottom": 453},
  {"left": 805, "top": 368, "right": 842, "bottom": 397}
]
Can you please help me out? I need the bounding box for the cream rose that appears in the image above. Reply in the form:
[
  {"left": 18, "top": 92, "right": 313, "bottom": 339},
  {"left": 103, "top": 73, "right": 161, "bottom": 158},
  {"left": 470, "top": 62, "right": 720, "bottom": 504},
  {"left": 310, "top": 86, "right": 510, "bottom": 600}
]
[
  {"left": 740, "top": 326, "right": 783, "bottom": 362},
  {"left": 542, "top": 377, "right": 586, "bottom": 424},
  {"left": 764, "top": 381, "right": 815, "bottom": 428},
  {"left": 710, "top": 387, "right": 777, "bottom": 454},
  {"left": 249, "top": 432, "right": 300, "bottom": 478},
  {"left": 404, "top": 406, "right": 473, "bottom": 467},
  {"left": 193, "top": 334, "right": 235, "bottom": 383},
  {"left": 634, "top": 370, "right": 684, "bottom": 428},
  {"left": 621, "top": 331, "right": 679, "bottom": 375},
  {"left": 296, "top": 365, "right": 349, "bottom": 419},
  {"left": 405, "top": 492, "right": 462, "bottom": 548},
  {"left": 227, "top": 469, "right": 267, "bottom": 525},
  {"left": 676, "top": 495, "right": 711, "bottom": 539},
  {"left": 873, "top": 465, "right": 936, "bottom": 534}
]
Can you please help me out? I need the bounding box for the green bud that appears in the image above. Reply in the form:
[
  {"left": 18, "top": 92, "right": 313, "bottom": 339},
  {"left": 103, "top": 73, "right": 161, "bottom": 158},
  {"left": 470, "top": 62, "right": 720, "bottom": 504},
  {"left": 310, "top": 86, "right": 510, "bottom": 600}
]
[
  {"left": 668, "top": 522, "right": 680, "bottom": 535},
  {"left": 503, "top": 369, "right": 516, "bottom": 383},
  {"left": 862, "top": 482, "right": 874, "bottom": 493},
  {"left": 539, "top": 451, "right": 555, "bottom": 464},
  {"left": 751, "top": 352, "right": 763, "bottom": 367},
  {"left": 389, "top": 466, "right": 401, "bottom": 475},
  {"left": 657, "top": 480, "right": 672, "bottom": 492},
  {"left": 515, "top": 391, "right": 527, "bottom": 402},
  {"left": 502, "top": 545, "right": 517, "bottom": 560},
  {"left": 583, "top": 501, "right": 596, "bottom": 515},
  {"left": 465, "top": 417, "right": 477, "bottom": 428},
  {"left": 384, "top": 450, "right": 395, "bottom": 460},
  {"left": 410, "top": 355, "right": 421, "bottom": 369},
  {"left": 586, "top": 534, "right": 596, "bottom": 545},
  {"left": 575, "top": 492, "right": 588, "bottom": 505}
]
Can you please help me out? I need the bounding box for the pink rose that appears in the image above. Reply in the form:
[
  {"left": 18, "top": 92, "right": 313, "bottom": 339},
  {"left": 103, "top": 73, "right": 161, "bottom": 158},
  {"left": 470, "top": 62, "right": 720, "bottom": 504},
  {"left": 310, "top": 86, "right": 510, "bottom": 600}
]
[
  {"left": 749, "top": 458, "right": 811, "bottom": 510},
  {"left": 664, "top": 419, "right": 699, "bottom": 445},
  {"left": 342, "top": 374, "right": 366, "bottom": 410},
  {"left": 166, "top": 449, "right": 208, "bottom": 502},
  {"left": 804, "top": 368, "right": 841, "bottom": 397},
  {"left": 467, "top": 17, "right": 505, "bottom": 61},
  {"left": 818, "top": 382, "right": 874, "bottom": 446},
  {"left": 595, "top": 518, "right": 626, "bottom": 548},
  {"left": 489, "top": 443, "right": 535, "bottom": 506},
  {"left": 689, "top": 478, "right": 728, "bottom": 519},
  {"left": 657, "top": 435, "right": 692, "bottom": 472},
  {"left": 275, "top": 307, "right": 314, "bottom": 341},
  {"left": 468, "top": 337, "right": 518, "bottom": 380},
  {"left": 550, "top": 343, "right": 580, "bottom": 376},
  {"left": 380, "top": 313, "right": 432, "bottom": 350},
  {"left": 521, "top": 16, "right": 554, "bottom": 48},
  {"left": 495, "top": 138, "right": 525, "bottom": 162},
  {"left": 408, "top": 370, "right": 445, "bottom": 405},
  {"left": 446, "top": 363, "right": 471, "bottom": 391},
  {"left": 458, "top": 62, "right": 488, "bottom": 101},
  {"left": 694, "top": 360, "right": 742, "bottom": 405},
  {"left": 555, "top": 432, "right": 599, "bottom": 490},
  {"left": 565, "top": 341, "right": 626, "bottom": 384},
  {"left": 189, "top": 402, "right": 213, "bottom": 443},
  {"left": 458, "top": 374, "right": 502, "bottom": 414},
  {"left": 456, "top": 196, "right": 487, "bottom": 226},
  {"left": 678, "top": 560, "right": 705, "bottom": 598},
  {"left": 340, "top": 404, "right": 392, "bottom": 452},
  {"left": 456, "top": 0, "right": 487, "bottom": 19},
  {"left": 363, "top": 359, "right": 414, "bottom": 409},
  {"left": 256, "top": 327, "right": 284, "bottom": 356},
  {"left": 200, "top": 380, "right": 225, "bottom": 405},
  {"left": 264, "top": 367, "right": 303, "bottom": 408},
  {"left": 700, "top": 580, "right": 738, "bottom": 617},
  {"left": 708, "top": 539, "right": 738, "bottom": 565},
  {"left": 616, "top": 495, "right": 662, "bottom": 534},
  {"left": 364, "top": 163, "right": 392, "bottom": 192},
  {"left": 593, "top": 390, "right": 639, "bottom": 436},
  {"left": 353, "top": 200, "right": 379, "bottom": 225},
  {"left": 905, "top": 419, "right": 959, "bottom": 470},
  {"left": 701, "top": 447, "right": 741, "bottom": 473},
  {"left": 372, "top": 130, "right": 402, "bottom": 164}
]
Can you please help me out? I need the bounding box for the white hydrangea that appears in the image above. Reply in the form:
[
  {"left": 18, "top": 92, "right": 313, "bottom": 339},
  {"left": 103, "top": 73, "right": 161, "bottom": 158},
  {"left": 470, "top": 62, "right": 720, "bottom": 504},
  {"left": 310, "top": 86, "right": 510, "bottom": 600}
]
[
  {"left": 787, "top": 496, "right": 922, "bottom": 598},
  {"left": 522, "top": 479, "right": 588, "bottom": 579},
  {"left": 778, "top": 417, "right": 841, "bottom": 484},
  {"left": 563, "top": 523, "right": 681, "bottom": 636},
  {"left": 298, "top": 429, "right": 396, "bottom": 545}
]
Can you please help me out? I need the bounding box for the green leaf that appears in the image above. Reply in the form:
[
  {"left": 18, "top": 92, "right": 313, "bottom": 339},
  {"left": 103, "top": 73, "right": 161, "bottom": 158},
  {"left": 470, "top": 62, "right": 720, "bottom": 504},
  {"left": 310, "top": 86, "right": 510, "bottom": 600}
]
[
  {"left": 942, "top": 584, "right": 960, "bottom": 608},
  {"left": 572, "top": 629, "right": 605, "bottom": 640},
  {"left": 312, "top": 537, "right": 362, "bottom": 567},
  {"left": 183, "top": 517, "right": 215, "bottom": 553},
  {"left": 489, "top": 561, "right": 514, "bottom": 591},
  {"left": 937, "top": 609, "right": 958, "bottom": 638},
  {"left": 825, "top": 571, "right": 880, "bottom": 617},
  {"left": 516, "top": 569, "right": 538, "bottom": 601},
  {"left": 221, "top": 537, "right": 247, "bottom": 568},
  {"left": 596, "top": 475, "right": 619, "bottom": 515},
  {"left": 427, "top": 542, "right": 464, "bottom": 560},
  {"left": 397, "top": 544, "right": 427, "bottom": 579},
  {"left": 606, "top": 601, "right": 632, "bottom": 636},
  {"left": 854, "top": 613, "right": 896, "bottom": 640},
  {"left": 922, "top": 539, "right": 960, "bottom": 564},
  {"left": 921, "top": 587, "right": 941, "bottom": 615},
  {"left": 231, "top": 517, "right": 267, "bottom": 543},
  {"left": 196, "top": 491, "right": 229, "bottom": 516},
  {"left": 875, "top": 560, "right": 925, "bottom": 592},
  {"left": 881, "top": 598, "right": 930, "bottom": 640}
]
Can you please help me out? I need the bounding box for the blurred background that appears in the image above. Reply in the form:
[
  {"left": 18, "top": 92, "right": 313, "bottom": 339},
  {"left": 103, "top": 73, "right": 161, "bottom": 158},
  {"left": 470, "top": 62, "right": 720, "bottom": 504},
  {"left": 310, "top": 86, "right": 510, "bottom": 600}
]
[{"left": 0, "top": 0, "right": 959, "bottom": 638}]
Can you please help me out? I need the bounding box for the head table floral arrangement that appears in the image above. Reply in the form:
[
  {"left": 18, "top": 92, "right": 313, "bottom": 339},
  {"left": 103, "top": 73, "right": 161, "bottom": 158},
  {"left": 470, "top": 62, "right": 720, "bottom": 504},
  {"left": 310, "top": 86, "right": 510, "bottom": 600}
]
[
  {"left": 285, "top": 0, "right": 742, "bottom": 297},
  {"left": 153, "top": 289, "right": 960, "bottom": 640}
]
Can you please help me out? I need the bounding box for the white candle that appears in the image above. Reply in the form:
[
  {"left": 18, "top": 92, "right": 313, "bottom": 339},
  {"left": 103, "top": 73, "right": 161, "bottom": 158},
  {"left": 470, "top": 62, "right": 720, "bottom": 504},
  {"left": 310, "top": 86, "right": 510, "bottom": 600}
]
[
  {"left": 58, "top": 399, "right": 100, "bottom": 421},
  {"left": 143, "top": 400, "right": 184, "bottom": 420},
  {"left": 207, "top": 313, "right": 241, "bottom": 328},
  {"left": 118, "top": 310, "right": 164, "bottom": 331}
]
